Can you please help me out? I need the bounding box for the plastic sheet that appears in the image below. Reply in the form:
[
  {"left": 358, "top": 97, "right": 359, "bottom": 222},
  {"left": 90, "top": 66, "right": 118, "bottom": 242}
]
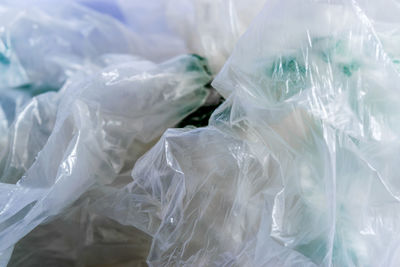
[
  {"left": 166, "top": 0, "right": 266, "bottom": 73},
  {"left": 0, "top": 92, "right": 59, "bottom": 184},
  {"left": 0, "top": 0, "right": 144, "bottom": 92},
  {"left": 215, "top": 0, "right": 400, "bottom": 265},
  {"left": 72, "top": 0, "right": 265, "bottom": 73},
  {"left": 0, "top": 54, "right": 211, "bottom": 262},
  {"left": 0, "top": 90, "right": 30, "bottom": 154},
  {"left": 9, "top": 183, "right": 152, "bottom": 266},
  {"left": 215, "top": 1, "right": 400, "bottom": 265},
  {"left": 355, "top": 0, "right": 400, "bottom": 71},
  {"left": 3, "top": 0, "right": 400, "bottom": 266},
  {"left": 93, "top": 126, "right": 317, "bottom": 266},
  {"left": 83, "top": 0, "right": 400, "bottom": 266},
  {"left": 116, "top": 0, "right": 189, "bottom": 61}
]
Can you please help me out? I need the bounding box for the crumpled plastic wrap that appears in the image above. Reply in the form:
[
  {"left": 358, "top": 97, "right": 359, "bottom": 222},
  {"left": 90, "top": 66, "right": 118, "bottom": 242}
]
[
  {"left": 93, "top": 126, "right": 317, "bottom": 266},
  {"left": 115, "top": 0, "right": 189, "bottom": 61},
  {"left": 74, "top": 0, "right": 190, "bottom": 62},
  {"left": 0, "top": 0, "right": 145, "bottom": 92},
  {"left": 3, "top": 0, "right": 400, "bottom": 266},
  {"left": 9, "top": 183, "right": 152, "bottom": 266},
  {"left": 71, "top": 0, "right": 265, "bottom": 74},
  {"left": 77, "top": 0, "right": 400, "bottom": 266},
  {"left": 0, "top": 92, "right": 59, "bottom": 184},
  {"left": 0, "top": 54, "right": 211, "bottom": 263},
  {"left": 166, "top": 0, "right": 266, "bottom": 73},
  {"left": 0, "top": 91, "right": 30, "bottom": 153},
  {"left": 356, "top": 0, "right": 400, "bottom": 71}
]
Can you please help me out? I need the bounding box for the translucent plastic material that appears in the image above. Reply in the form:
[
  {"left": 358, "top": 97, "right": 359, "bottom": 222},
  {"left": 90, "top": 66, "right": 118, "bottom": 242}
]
[
  {"left": 9, "top": 183, "right": 152, "bottom": 266},
  {"left": 0, "top": 92, "right": 59, "bottom": 184},
  {"left": 0, "top": 0, "right": 143, "bottom": 92},
  {"left": 214, "top": 1, "right": 400, "bottom": 265},
  {"left": 116, "top": 0, "right": 188, "bottom": 61},
  {"left": 166, "top": 0, "right": 266, "bottom": 72},
  {"left": 217, "top": 0, "right": 400, "bottom": 265},
  {"left": 0, "top": 54, "right": 211, "bottom": 262},
  {"left": 85, "top": 0, "right": 400, "bottom": 266},
  {"left": 356, "top": 0, "right": 400, "bottom": 71},
  {"left": 0, "top": 90, "right": 30, "bottom": 154},
  {"left": 75, "top": 0, "right": 265, "bottom": 73},
  {"left": 75, "top": 0, "right": 189, "bottom": 61},
  {"left": 3, "top": 0, "right": 400, "bottom": 266},
  {"left": 94, "top": 126, "right": 317, "bottom": 266}
]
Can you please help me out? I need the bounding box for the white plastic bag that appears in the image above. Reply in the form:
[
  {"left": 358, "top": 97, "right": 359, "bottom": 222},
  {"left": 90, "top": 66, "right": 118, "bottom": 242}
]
[
  {"left": 0, "top": 91, "right": 30, "bottom": 155},
  {"left": 88, "top": 0, "right": 400, "bottom": 266},
  {"left": 4, "top": 0, "right": 400, "bottom": 266},
  {"left": 93, "top": 126, "right": 317, "bottom": 266},
  {"left": 0, "top": 0, "right": 144, "bottom": 91},
  {"left": 212, "top": 0, "right": 400, "bottom": 265},
  {"left": 166, "top": 0, "right": 266, "bottom": 73},
  {"left": 0, "top": 54, "right": 211, "bottom": 263}
]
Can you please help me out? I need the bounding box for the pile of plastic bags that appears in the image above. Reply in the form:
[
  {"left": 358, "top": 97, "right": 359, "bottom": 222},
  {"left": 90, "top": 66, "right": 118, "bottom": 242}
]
[{"left": 2, "top": 0, "right": 400, "bottom": 266}]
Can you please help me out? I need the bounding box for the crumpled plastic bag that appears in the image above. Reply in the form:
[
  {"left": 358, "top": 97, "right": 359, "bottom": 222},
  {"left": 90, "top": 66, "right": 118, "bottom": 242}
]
[
  {"left": 355, "top": 0, "right": 400, "bottom": 70},
  {"left": 73, "top": 0, "right": 189, "bottom": 62},
  {"left": 9, "top": 183, "right": 152, "bottom": 266},
  {"left": 0, "top": 92, "right": 59, "bottom": 184},
  {"left": 0, "top": 54, "right": 211, "bottom": 263},
  {"left": 213, "top": 0, "right": 400, "bottom": 264},
  {"left": 73, "top": 0, "right": 266, "bottom": 74},
  {"left": 116, "top": 0, "right": 189, "bottom": 61},
  {"left": 0, "top": 91, "right": 30, "bottom": 153},
  {"left": 4, "top": 0, "right": 400, "bottom": 266},
  {"left": 0, "top": 0, "right": 145, "bottom": 92},
  {"left": 166, "top": 0, "right": 266, "bottom": 73},
  {"left": 78, "top": 0, "right": 400, "bottom": 266},
  {"left": 92, "top": 126, "right": 317, "bottom": 266}
]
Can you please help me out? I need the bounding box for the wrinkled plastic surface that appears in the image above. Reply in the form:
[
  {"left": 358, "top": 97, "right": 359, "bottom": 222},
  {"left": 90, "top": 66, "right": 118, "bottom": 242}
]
[
  {"left": 0, "top": 92, "right": 59, "bottom": 184},
  {"left": 0, "top": 54, "right": 211, "bottom": 263},
  {"left": 214, "top": 1, "right": 400, "bottom": 265},
  {"left": 83, "top": 0, "right": 400, "bottom": 266},
  {"left": 0, "top": 91, "right": 30, "bottom": 153},
  {"left": 72, "top": 0, "right": 265, "bottom": 74},
  {"left": 116, "top": 0, "right": 188, "bottom": 61},
  {"left": 9, "top": 182, "right": 152, "bottom": 266},
  {"left": 3, "top": 0, "right": 400, "bottom": 266},
  {"left": 356, "top": 0, "right": 400, "bottom": 71},
  {"left": 94, "top": 126, "right": 317, "bottom": 266},
  {"left": 0, "top": 0, "right": 145, "bottom": 92},
  {"left": 166, "top": 0, "right": 266, "bottom": 73},
  {"left": 75, "top": 0, "right": 189, "bottom": 61},
  {"left": 218, "top": 0, "right": 400, "bottom": 264}
]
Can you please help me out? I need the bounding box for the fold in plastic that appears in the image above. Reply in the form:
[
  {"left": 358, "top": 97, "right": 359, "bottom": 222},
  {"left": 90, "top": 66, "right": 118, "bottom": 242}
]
[
  {"left": 0, "top": 0, "right": 148, "bottom": 92},
  {"left": 0, "top": 54, "right": 211, "bottom": 263},
  {"left": 3, "top": 0, "right": 400, "bottom": 266},
  {"left": 90, "top": 0, "right": 400, "bottom": 266},
  {"left": 166, "top": 0, "right": 266, "bottom": 73}
]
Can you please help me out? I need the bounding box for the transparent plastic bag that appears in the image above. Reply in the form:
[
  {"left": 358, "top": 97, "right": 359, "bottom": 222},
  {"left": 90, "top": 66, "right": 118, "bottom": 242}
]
[
  {"left": 166, "top": 0, "right": 266, "bottom": 73},
  {"left": 3, "top": 0, "right": 400, "bottom": 266},
  {"left": 75, "top": 0, "right": 189, "bottom": 62},
  {"left": 8, "top": 183, "right": 152, "bottom": 267},
  {"left": 0, "top": 90, "right": 30, "bottom": 154},
  {"left": 211, "top": 0, "right": 400, "bottom": 265},
  {"left": 84, "top": 0, "right": 400, "bottom": 266},
  {"left": 92, "top": 126, "right": 317, "bottom": 266},
  {"left": 355, "top": 0, "right": 400, "bottom": 71},
  {"left": 0, "top": 54, "right": 211, "bottom": 264},
  {"left": 0, "top": 92, "right": 59, "bottom": 184},
  {"left": 75, "top": 0, "right": 265, "bottom": 73},
  {"left": 116, "top": 0, "right": 189, "bottom": 62},
  {"left": 0, "top": 0, "right": 144, "bottom": 92}
]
